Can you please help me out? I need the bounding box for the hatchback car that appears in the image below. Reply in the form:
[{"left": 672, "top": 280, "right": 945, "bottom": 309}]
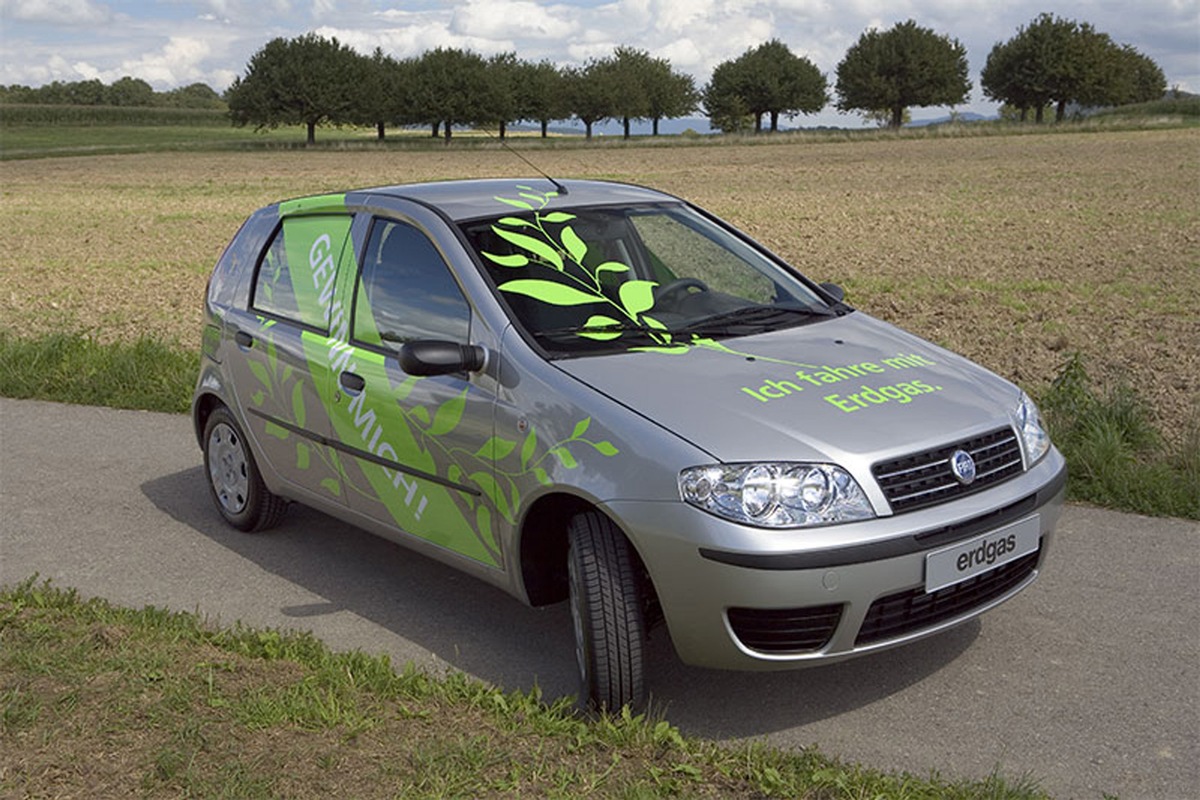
[{"left": 193, "top": 178, "right": 1066, "bottom": 710}]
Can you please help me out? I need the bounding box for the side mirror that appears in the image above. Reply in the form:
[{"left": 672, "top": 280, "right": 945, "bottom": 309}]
[
  {"left": 398, "top": 340, "right": 487, "bottom": 376},
  {"left": 819, "top": 282, "right": 846, "bottom": 303}
]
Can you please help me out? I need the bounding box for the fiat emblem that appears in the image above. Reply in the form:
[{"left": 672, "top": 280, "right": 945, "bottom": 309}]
[{"left": 949, "top": 449, "right": 977, "bottom": 485}]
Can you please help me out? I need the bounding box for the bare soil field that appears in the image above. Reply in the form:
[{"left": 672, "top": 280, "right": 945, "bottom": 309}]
[{"left": 2, "top": 129, "right": 1197, "bottom": 433}]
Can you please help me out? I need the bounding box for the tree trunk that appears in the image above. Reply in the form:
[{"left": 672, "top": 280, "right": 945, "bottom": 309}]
[
  {"left": 652, "top": 118, "right": 660, "bottom": 136},
  {"left": 1035, "top": 105, "right": 1045, "bottom": 124},
  {"left": 431, "top": 121, "right": 440, "bottom": 138},
  {"left": 443, "top": 120, "right": 452, "bottom": 141},
  {"left": 1055, "top": 100, "right": 1067, "bottom": 123},
  {"left": 541, "top": 120, "right": 549, "bottom": 138},
  {"left": 770, "top": 110, "right": 779, "bottom": 132},
  {"left": 376, "top": 122, "right": 385, "bottom": 141},
  {"left": 499, "top": 120, "right": 507, "bottom": 140},
  {"left": 306, "top": 121, "right": 316, "bottom": 145},
  {"left": 754, "top": 113, "right": 763, "bottom": 133},
  {"left": 623, "top": 117, "right": 631, "bottom": 139},
  {"left": 585, "top": 120, "right": 593, "bottom": 139},
  {"left": 891, "top": 106, "right": 904, "bottom": 129}
]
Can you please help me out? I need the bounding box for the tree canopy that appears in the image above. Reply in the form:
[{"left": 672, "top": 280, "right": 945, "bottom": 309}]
[
  {"left": 703, "top": 40, "right": 826, "bottom": 133},
  {"left": 835, "top": 20, "right": 970, "bottom": 128},
  {"left": 982, "top": 14, "right": 1166, "bottom": 122},
  {"left": 225, "top": 33, "right": 366, "bottom": 144}
]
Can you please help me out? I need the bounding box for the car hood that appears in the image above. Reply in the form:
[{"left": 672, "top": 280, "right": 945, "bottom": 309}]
[{"left": 554, "top": 313, "right": 1021, "bottom": 464}]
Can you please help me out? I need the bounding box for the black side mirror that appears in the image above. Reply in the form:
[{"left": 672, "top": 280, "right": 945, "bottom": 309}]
[
  {"left": 398, "top": 340, "right": 487, "bottom": 376},
  {"left": 819, "top": 282, "right": 846, "bottom": 303}
]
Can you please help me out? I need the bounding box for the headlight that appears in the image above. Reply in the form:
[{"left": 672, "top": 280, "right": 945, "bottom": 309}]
[
  {"left": 1016, "top": 392, "right": 1051, "bottom": 465},
  {"left": 679, "top": 463, "right": 875, "bottom": 527}
]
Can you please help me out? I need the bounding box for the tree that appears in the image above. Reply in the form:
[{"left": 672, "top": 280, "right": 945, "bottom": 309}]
[
  {"left": 515, "top": 59, "right": 569, "bottom": 137},
  {"left": 836, "top": 20, "right": 970, "bottom": 128},
  {"left": 353, "top": 50, "right": 417, "bottom": 140},
  {"left": 703, "top": 41, "right": 825, "bottom": 133},
  {"left": 161, "top": 83, "right": 225, "bottom": 109},
  {"left": 643, "top": 57, "right": 700, "bottom": 135},
  {"left": 981, "top": 14, "right": 1167, "bottom": 123},
  {"left": 702, "top": 59, "right": 754, "bottom": 133},
  {"left": 565, "top": 61, "right": 619, "bottom": 139},
  {"left": 226, "top": 33, "right": 366, "bottom": 145},
  {"left": 107, "top": 76, "right": 155, "bottom": 107},
  {"left": 486, "top": 52, "right": 522, "bottom": 139},
  {"left": 412, "top": 47, "right": 503, "bottom": 141}
]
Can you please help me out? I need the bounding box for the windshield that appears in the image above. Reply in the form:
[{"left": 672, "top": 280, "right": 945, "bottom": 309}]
[{"left": 461, "top": 198, "right": 837, "bottom": 356}]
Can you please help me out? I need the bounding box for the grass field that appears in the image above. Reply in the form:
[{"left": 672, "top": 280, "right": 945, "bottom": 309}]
[{"left": 2, "top": 126, "right": 1197, "bottom": 435}]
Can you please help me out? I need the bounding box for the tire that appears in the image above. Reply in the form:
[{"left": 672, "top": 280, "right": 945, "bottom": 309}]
[
  {"left": 202, "top": 405, "right": 287, "bottom": 532},
  {"left": 568, "top": 510, "right": 647, "bottom": 712}
]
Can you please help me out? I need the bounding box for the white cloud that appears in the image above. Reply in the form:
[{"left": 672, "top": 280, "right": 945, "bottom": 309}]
[
  {"left": 0, "top": 0, "right": 111, "bottom": 25},
  {"left": 449, "top": 0, "right": 578, "bottom": 40}
]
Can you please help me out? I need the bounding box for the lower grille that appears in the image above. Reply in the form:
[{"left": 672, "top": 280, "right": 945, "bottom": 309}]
[
  {"left": 855, "top": 548, "right": 1040, "bottom": 647},
  {"left": 728, "top": 604, "right": 843, "bottom": 653}
]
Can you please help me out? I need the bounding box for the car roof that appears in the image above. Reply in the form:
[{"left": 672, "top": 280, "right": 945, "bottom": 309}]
[{"left": 350, "top": 178, "right": 681, "bottom": 222}]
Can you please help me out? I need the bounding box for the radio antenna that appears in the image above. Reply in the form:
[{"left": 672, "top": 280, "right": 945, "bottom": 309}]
[{"left": 481, "top": 125, "right": 568, "bottom": 195}]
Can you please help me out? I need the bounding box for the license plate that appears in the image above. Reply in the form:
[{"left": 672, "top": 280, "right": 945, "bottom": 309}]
[{"left": 924, "top": 516, "right": 1041, "bottom": 593}]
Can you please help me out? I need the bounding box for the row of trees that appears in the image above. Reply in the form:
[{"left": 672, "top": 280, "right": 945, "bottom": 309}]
[
  {"left": 4, "top": 14, "right": 1166, "bottom": 141},
  {"left": 0, "top": 78, "right": 224, "bottom": 109}
]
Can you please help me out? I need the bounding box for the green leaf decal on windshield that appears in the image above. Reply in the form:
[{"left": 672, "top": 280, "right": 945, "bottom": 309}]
[
  {"left": 619, "top": 280, "right": 658, "bottom": 317},
  {"left": 493, "top": 228, "right": 564, "bottom": 270},
  {"left": 483, "top": 252, "right": 530, "bottom": 268},
  {"left": 561, "top": 226, "right": 588, "bottom": 264},
  {"left": 500, "top": 280, "right": 601, "bottom": 306}
]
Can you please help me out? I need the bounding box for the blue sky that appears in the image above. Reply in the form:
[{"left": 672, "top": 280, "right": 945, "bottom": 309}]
[{"left": 2, "top": 0, "right": 1197, "bottom": 127}]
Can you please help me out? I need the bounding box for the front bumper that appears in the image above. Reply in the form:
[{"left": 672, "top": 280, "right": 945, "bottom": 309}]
[{"left": 604, "top": 447, "right": 1067, "bottom": 671}]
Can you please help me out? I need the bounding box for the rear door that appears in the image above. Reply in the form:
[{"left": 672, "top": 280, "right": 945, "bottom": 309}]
[{"left": 224, "top": 202, "right": 352, "bottom": 506}]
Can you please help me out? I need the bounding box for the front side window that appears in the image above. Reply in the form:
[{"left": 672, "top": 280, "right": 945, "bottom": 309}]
[
  {"left": 353, "top": 219, "right": 471, "bottom": 350},
  {"left": 462, "top": 202, "right": 834, "bottom": 356}
]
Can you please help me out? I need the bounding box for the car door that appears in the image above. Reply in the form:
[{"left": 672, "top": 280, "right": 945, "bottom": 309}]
[
  {"left": 325, "top": 215, "right": 504, "bottom": 569},
  {"left": 224, "top": 210, "right": 351, "bottom": 506}
]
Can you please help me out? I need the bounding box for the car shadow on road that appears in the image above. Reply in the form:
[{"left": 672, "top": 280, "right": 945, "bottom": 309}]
[{"left": 143, "top": 466, "right": 977, "bottom": 738}]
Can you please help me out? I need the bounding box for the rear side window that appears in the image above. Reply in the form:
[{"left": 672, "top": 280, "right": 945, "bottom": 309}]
[
  {"left": 353, "top": 219, "right": 471, "bottom": 350},
  {"left": 252, "top": 214, "right": 352, "bottom": 330}
]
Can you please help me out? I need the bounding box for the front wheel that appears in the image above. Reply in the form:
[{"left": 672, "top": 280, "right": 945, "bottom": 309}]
[
  {"left": 202, "top": 406, "right": 286, "bottom": 532},
  {"left": 568, "top": 511, "right": 647, "bottom": 712}
]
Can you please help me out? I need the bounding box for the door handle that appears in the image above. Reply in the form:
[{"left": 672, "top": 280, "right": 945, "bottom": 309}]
[
  {"left": 339, "top": 371, "right": 365, "bottom": 392},
  {"left": 234, "top": 330, "right": 253, "bottom": 348}
]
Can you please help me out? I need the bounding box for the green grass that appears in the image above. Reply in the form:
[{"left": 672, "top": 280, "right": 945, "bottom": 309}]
[
  {"left": 0, "top": 330, "right": 195, "bottom": 414},
  {"left": 1038, "top": 353, "right": 1200, "bottom": 519},
  {"left": 0, "top": 578, "right": 1053, "bottom": 799}
]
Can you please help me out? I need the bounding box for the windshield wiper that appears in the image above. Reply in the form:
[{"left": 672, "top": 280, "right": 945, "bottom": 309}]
[
  {"left": 532, "top": 321, "right": 663, "bottom": 342},
  {"left": 670, "top": 304, "right": 832, "bottom": 336}
]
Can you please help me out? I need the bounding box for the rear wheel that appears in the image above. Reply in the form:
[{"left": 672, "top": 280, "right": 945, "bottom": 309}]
[
  {"left": 567, "top": 510, "right": 647, "bottom": 712},
  {"left": 202, "top": 406, "right": 286, "bottom": 532}
]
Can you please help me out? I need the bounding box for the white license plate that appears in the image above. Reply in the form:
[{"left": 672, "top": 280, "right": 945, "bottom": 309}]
[{"left": 924, "top": 516, "right": 1041, "bottom": 593}]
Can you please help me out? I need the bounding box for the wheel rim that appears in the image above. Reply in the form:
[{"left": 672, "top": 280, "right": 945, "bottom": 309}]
[{"left": 207, "top": 421, "right": 249, "bottom": 514}]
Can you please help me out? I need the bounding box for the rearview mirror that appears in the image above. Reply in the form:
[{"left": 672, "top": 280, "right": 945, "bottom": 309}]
[{"left": 399, "top": 341, "right": 487, "bottom": 376}]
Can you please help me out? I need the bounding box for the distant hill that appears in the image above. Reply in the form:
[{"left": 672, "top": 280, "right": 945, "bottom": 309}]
[{"left": 906, "top": 112, "right": 997, "bottom": 127}]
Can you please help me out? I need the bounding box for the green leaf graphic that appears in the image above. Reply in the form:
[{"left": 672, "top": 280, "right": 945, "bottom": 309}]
[
  {"left": 534, "top": 467, "right": 552, "bottom": 486},
  {"left": 579, "top": 315, "right": 623, "bottom": 341},
  {"left": 571, "top": 418, "right": 591, "bottom": 440},
  {"left": 265, "top": 422, "right": 288, "bottom": 440},
  {"left": 470, "top": 471, "right": 511, "bottom": 520},
  {"left": 551, "top": 447, "right": 578, "bottom": 469},
  {"left": 593, "top": 441, "right": 619, "bottom": 456},
  {"left": 291, "top": 380, "right": 306, "bottom": 427},
  {"left": 496, "top": 196, "right": 534, "bottom": 211},
  {"left": 595, "top": 261, "right": 631, "bottom": 276},
  {"left": 619, "top": 280, "right": 659, "bottom": 317},
  {"left": 483, "top": 252, "right": 530, "bottom": 268},
  {"left": 475, "top": 436, "right": 517, "bottom": 461},
  {"left": 497, "top": 216, "right": 534, "bottom": 228},
  {"left": 493, "top": 228, "right": 564, "bottom": 270},
  {"left": 251, "top": 390, "right": 265, "bottom": 406},
  {"left": 320, "top": 478, "right": 341, "bottom": 497},
  {"left": 520, "top": 428, "right": 537, "bottom": 470},
  {"left": 561, "top": 226, "right": 588, "bottom": 264},
  {"left": 500, "top": 279, "right": 601, "bottom": 306},
  {"left": 540, "top": 212, "right": 576, "bottom": 223},
  {"left": 248, "top": 360, "right": 271, "bottom": 389},
  {"left": 476, "top": 505, "right": 497, "bottom": 550},
  {"left": 410, "top": 406, "right": 431, "bottom": 426},
  {"left": 429, "top": 388, "right": 468, "bottom": 436},
  {"left": 296, "top": 442, "right": 310, "bottom": 470}
]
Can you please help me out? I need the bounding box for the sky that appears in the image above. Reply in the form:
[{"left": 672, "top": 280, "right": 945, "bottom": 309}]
[{"left": 2, "top": 0, "right": 1198, "bottom": 128}]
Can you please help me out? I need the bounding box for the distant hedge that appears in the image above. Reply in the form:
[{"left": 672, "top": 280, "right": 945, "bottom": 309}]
[{"left": 0, "top": 104, "right": 229, "bottom": 128}]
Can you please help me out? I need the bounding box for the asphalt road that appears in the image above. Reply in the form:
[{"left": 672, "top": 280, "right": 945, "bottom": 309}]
[{"left": 2, "top": 397, "right": 1197, "bottom": 799}]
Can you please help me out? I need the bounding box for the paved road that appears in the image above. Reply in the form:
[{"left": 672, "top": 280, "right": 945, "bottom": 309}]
[{"left": 2, "top": 398, "right": 1196, "bottom": 799}]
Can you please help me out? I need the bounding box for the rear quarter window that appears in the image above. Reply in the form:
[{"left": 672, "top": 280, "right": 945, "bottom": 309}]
[{"left": 252, "top": 214, "right": 352, "bottom": 330}]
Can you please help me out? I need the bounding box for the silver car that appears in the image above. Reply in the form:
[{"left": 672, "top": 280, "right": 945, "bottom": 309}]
[{"left": 193, "top": 178, "right": 1066, "bottom": 710}]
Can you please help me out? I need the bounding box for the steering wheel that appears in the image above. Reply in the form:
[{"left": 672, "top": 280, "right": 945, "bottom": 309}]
[{"left": 655, "top": 277, "right": 710, "bottom": 306}]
